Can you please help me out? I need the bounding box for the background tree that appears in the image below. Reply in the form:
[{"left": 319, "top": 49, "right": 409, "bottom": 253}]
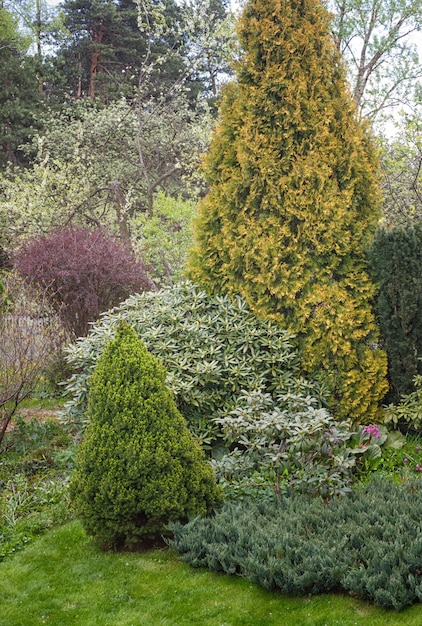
[
  {"left": 0, "top": 6, "right": 41, "bottom": 165},
  {"left": 181, "top": 0, "right": 237, "bottom": 106},
  {"left": 3, "top": 0, "right": 64, "bottom": 95},
  {"left": 0, "top": 98, "right": 211, "bottom": 251},
  {"left": 380, "top": 104, "right": 422, "bottom": 227},
  {"left": 14, "top": 226, "right": 154, "bottom": 337},
  {"left": 187, "top": 0, "right": 388, "bottom": 422},
  {"left": 327, "top": 0, "right": 422, "bottom": 121},
  {"left": 51, "top": 0, "right": 187, "bottom": 102},
  {"left": 54, "top": 0, "right": 123, "bottom": 101},
  {"left": 69, "top": 323, "right": 222, "bottom": 549}
]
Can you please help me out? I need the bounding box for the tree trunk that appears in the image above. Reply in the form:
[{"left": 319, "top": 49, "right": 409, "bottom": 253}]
[
  {"left": 36, "top": 0, "right": 43, "bottom": 95},
  {"left": 111, "top": 180, "right": 132, "bottom": 249},
  {"left": 89, "top": 21, "right": 105, "bottom": 101}
]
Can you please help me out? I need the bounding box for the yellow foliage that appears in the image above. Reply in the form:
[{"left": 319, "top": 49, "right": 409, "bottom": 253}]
[{"left": 187, "top": 0, "right": 388, "bottom": 423}]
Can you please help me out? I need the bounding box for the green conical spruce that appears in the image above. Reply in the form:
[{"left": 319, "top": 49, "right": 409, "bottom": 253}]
[
  {"left": 69, "top": 323, "right": 222, "bottom": 549},
  {"left": 187, "top": 0, "right": 388, "bottom": 422}
]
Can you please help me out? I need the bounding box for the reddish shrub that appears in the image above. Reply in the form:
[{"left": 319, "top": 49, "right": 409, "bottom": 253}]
[{"left": 14, "top": 226, "right": 154, "bottom": 337}]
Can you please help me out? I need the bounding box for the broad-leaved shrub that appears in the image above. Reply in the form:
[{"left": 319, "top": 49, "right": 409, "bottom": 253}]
[
  {"left": 384, "top": 375, "right": 422, "bottom": 432},
  {"left": 213, "top": 389, "right": 356, "bottom": 498},
  {"left": 63, "top": 282, "right": 324, "bottom": 447},
  {"left": 14, "top": 226, "right": 154, "bottom": 337}
]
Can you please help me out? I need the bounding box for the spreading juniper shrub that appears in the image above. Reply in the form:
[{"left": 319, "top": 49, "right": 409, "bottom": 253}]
[{"left": 169, "top": 478, "right": 422, "bottom": 610}]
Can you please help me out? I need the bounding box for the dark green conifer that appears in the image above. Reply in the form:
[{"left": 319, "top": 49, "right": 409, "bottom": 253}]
[
  {"left": 187, "top": 0, "right": 388, "bottom": 421},
  {"left": 369, "top": 224, "right": 422, "bottom": 403},
  {"left": 69, "top": 323, "right": 222, "bottom": 549}
]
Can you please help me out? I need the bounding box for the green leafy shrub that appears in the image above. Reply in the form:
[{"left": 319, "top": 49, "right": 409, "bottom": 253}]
[
  {"left": 213, "top": 390, "right": 356, "bottom": 499},
  {"left": 384, "top": 375, "right": 422, "bottom": 432},
  {"left": 63, "top": 282, "right": 322, "bottom": 447},
  {"left": 170, "top": 478, "right": 422, "bottom": 610},
  {"left": 69, "top": 323, "right": 222, "bottom": 549},
  {"left": 213, "top": 393, "right": 407, "bottom": 498}
]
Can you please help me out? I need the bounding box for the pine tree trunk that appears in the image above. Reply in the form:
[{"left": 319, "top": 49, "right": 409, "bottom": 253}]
[{"left": 89, "top": 22, "right": 105, "bottom": 101}]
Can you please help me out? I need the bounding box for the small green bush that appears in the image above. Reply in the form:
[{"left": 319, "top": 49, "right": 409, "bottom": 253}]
[
  {"left": 170, "top": 478, "right": 422, "bottom": 610},
  {"left": 213, "top": 389, "right": 356, "bottom": 499},
  {"left": 62, "top": 282, "right": 325, "bottom": 447},
  {"left": 69, "top": 323, "right": 222, "bottom": 549},
  {"left": 384, "top": 375, "right": 422, "bottom": 432}
]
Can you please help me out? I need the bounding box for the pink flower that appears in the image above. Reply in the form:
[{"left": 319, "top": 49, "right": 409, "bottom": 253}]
[
  {"left": 404, "top": 458, "right": 409, "bottom": 464},
  {"left": 362, "top": 424, "right": 381, "bottom": 439},
  {"left": 416, "top": 464, "right": 422, "bottom": 472}
]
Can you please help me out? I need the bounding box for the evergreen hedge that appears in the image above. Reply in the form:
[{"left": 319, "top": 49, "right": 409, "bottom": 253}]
[
  {"left": 369, "top": 223, "right": 422, "bottom": 404},
  {"left": 170, "top": 478, "right": 422, "bottom": 610}
]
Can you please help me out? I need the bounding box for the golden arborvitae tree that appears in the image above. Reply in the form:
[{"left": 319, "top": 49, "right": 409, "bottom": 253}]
[{"left": 187, "top": 0, "right": 388, "bottom": 422}]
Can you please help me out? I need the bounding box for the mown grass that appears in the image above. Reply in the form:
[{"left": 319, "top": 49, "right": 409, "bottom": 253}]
[
  {"left": 1, "top": 520, "right": 422, "bottom": 626},
  {"left": 3, "top": 405, "right": 422, "bottom": 624}
]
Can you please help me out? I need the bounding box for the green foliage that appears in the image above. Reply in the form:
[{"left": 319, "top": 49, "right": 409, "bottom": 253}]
[
  {"left": 62, "top": 282, "right": 322, "bottom": 446},
  {"left": 214, "top": 394, "right": 408, "bottom": 497},
  {"left": 0, "top": 7, "right": 41, "bottom": 166},
  {"left": 69, "top": 323, "right": 222, "bottom": 549},
  {"left": 0, "top": 473, "right": 71, "bottom": 560},
  {"left": 346, "top": 423, "right": 413, "bottom": 479},
  {"left": 0, "top": 415, "right": 74, "bottom": 560},
  {"left": 214, "top": 389, "right": 356, "bottom": 499},
  {"left": 0, "top": 276, "right": 11, "bottom": 313},
  {"left": 3, "top": 414, "right": 70, "bottom": 458},
  {"left": 358, "top": 430, "right": 422, "bottom": 479},
  {"left": 384, "top": 375, "right": 422, "bottom": 432},
  {"left": 132, "top": 192, "right": 196, "bottom": 287},
  {"left": 170, "top": 478, "right": 422, "bottom": 610},
  {"left": 187, "top": 0, "right": 388, "bottom": 423},
  {"left": 369, "top": 223, "right": 422, "bottom": 404}
]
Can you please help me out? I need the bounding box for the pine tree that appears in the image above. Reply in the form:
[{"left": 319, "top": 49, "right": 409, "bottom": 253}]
[
  {"left": 69, "top": 323, "right": 222, "bottom": 549},
  {"left": 187, "top": 0, "right": 388, "bottom": 422}
]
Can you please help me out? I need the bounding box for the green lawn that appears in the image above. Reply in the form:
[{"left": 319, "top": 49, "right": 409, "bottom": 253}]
[{"left": 1, "top": 521, "right": 422, "bottom": 626}]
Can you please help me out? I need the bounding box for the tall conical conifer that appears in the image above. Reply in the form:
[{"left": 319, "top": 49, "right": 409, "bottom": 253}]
[{"left": 187, "top": 0, "right": 388, "bottom": 422}]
